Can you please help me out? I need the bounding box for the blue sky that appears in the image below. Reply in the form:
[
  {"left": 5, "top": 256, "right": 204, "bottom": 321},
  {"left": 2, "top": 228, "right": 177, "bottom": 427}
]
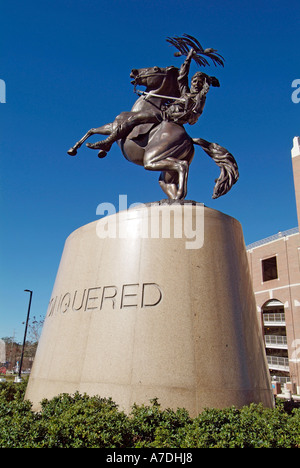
[{"left": 1, "top": 0, "right": 299, "bottom": 341}]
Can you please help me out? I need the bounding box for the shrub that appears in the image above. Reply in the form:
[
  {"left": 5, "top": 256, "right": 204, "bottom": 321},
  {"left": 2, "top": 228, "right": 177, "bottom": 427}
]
[
  {"left": 181, "top": 403, "right": 298, "bottom": 448},
  {"left": 129, "top": 397, "right": 192, "bottom": 447},
  {"left": 0, "top": 381, "right": 299, "bottom": 448},
  {"left": 38, "top": 393, "right": 131, "bottom": 448},
  {"left": 0, "top": 379, "right": 42, "bottom": 448}
]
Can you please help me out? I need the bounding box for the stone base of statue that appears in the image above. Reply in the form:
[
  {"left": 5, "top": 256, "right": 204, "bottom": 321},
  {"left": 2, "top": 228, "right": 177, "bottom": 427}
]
[{"left": 25, "top": 202, "right": 273, "bottom": 414}]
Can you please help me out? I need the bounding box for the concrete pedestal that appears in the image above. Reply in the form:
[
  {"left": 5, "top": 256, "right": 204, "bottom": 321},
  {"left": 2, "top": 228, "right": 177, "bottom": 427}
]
[{"left": 25, "top": 202, "right": 273, "bottom": 414}]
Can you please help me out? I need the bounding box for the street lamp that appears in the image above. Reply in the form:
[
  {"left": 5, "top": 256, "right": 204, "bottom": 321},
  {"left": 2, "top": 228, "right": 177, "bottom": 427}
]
[{"left": 16, "top": 289, "right": 33, "bottom": 382}]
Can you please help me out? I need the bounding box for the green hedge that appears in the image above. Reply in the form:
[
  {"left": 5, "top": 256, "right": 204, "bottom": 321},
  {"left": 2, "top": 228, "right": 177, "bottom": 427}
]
[{"left": 0, "top": 380, "right": 299, "bottom": 448}]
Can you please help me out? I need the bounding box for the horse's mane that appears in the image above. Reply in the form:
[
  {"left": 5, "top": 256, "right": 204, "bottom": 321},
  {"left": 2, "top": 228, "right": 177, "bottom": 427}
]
[{"left": 155, "top": 66, "right": 180, "bottom": 98}]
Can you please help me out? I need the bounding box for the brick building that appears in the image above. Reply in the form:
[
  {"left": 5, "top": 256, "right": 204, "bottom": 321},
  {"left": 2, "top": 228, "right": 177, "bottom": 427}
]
[{"left": 247, "top": 137, "right": 300, "bottom": 394}]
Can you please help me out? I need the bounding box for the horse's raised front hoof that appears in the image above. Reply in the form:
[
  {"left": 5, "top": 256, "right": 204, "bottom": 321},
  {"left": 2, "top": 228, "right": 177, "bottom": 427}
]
[
  {"left": 67, "top": 147, "right": 77, "bottom": 156},
  {"left": 98, "top": 150, "right": 107, "bottom": 159}
]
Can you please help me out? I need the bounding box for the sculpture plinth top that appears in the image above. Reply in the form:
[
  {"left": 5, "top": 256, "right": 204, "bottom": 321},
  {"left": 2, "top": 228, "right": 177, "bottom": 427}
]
[{"left": 68, "top": 34, "right": 238, "bottom": 200}]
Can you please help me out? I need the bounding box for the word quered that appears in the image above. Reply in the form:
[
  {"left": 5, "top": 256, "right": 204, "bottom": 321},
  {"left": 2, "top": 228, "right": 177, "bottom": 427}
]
[
  {"left": 0, "top": 80, "right": 6, "bottom": 103},
  {"left": 47, "top": 282, "right": 163, "bottom": 317},
  {"left": 291, "top": 79, "right": 300, "bottom": 104},
  {"left": 96, "top": 195, "right": 204, "bottom": 250}
]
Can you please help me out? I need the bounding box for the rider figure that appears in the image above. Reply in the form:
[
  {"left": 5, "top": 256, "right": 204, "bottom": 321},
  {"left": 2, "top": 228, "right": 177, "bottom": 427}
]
[
  {"left": 87, "top": 48, "right": 219, "bottom": 157},
  {"left": 163, "top": 49, "right": 220, "bottom": 125}
]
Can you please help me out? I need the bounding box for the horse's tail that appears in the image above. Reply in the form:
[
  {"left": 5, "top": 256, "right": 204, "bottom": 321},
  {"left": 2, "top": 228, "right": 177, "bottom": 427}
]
[{"left": 192, "top": 138, "right": 239, "bottom": 199}]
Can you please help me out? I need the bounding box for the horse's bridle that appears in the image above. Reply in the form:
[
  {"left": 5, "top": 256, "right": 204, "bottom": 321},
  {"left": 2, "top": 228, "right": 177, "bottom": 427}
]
[
  {"left": 132, "top": 70, "right": 181, "bottom": 105},
  {"left": 132, "top": 71, "right": 166, "bottom": 90}
]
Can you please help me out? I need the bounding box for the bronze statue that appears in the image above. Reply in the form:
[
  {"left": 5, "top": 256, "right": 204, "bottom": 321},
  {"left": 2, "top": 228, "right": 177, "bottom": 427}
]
[{"left": 67, "top": 35, "right": 238, "bottom": 200}]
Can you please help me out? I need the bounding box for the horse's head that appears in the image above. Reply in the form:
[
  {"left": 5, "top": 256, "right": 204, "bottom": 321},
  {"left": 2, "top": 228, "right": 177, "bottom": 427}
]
[{"left": 130, "top": 66, "right": 180, "bottom": 97}]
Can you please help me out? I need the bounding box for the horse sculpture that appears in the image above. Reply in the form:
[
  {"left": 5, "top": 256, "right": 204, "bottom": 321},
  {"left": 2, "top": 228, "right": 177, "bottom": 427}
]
[{"left": 68, "top": 37, "right": 238, "bottom": 200}]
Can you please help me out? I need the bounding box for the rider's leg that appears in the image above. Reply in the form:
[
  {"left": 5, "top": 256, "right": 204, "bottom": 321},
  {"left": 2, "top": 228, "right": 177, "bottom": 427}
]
[{"left": 86, "top": 113, "right": 160, "bottom": 152}]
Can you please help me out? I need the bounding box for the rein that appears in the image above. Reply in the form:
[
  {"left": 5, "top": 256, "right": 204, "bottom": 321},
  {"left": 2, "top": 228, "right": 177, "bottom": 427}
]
[{"left": 135, "top": 89, "right": 184, "bottom": 102}]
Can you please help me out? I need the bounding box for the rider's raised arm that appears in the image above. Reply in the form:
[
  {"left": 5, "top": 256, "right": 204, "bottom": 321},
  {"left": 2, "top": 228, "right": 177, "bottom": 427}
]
[{"left": 178, "top": 48, "right": 195, "bottom": 95}]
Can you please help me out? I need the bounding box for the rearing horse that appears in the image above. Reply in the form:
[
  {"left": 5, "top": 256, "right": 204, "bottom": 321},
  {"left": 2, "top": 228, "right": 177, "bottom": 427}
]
[{"left": 67, "top": 65, "right": 238, "bottom": 199}]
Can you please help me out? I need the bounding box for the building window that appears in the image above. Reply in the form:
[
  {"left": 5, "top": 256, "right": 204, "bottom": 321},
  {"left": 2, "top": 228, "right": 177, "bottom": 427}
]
[
  {"left": 262, "top": 300, "right": 290, "bottom": 385},
  {"left": 262, "top": 256, "right": 278, "bottom": 282}
]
